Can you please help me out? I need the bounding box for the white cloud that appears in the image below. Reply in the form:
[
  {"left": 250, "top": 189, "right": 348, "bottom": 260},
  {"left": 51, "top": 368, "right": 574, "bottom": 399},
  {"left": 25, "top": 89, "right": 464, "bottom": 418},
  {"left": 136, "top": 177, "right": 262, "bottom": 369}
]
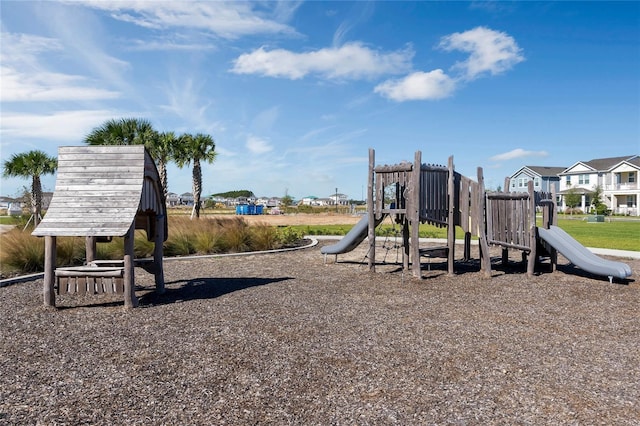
[
  {"left": 1, "top": 110, "right": 123, "bottom": 141},
  {"left": 374, "top": 69, "right": 457, "bottom": 101},
  {"left": 1, "top": 66, "right": 120, "bottom": 102},
  {"left": 73, "top": 1, "right": 298, "bottom": 39},
  {"left": 231, "top": 42, "right": 414, "bottom": 80},
  {"left": 439, "top": 26, "right": 524, "bottom": 80},
  {"left": 0, "top": 31, "right": 122, "bottom": 103},
  {"left": 490, "top": 148, "right": 549, "bottom": 162},
  {"left": 246, "top": 135, "right": 273, "bottom": 154}
]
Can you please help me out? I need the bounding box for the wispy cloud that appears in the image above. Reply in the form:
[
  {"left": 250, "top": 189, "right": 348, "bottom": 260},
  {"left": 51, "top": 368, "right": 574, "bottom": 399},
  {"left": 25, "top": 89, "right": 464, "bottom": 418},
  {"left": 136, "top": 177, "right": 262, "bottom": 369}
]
[
  {"left": 126, "top": 38, "right": 217, "bottom": 52},
  {"left": 246, "top": 135, "right": 273, "bottom": 154},
  {"left": 231, "top": 42, "right": 414, "bottom": 80},
  {"left": 0, "top": 32, "right": 120, "bottom": 102},
  {"left": 1, "top": 110, "right": 124, "bottom": 141},
  {"left": 490, "top": 148, "right": 549, "bottom": 162},
  {"left": 1, "top": 67, "right": 120, "bottom": 102},
  {"left": 73, "top": 1, "right": 298, "bottom": 39},
  {"left": 439, "top": 26, "right": 525, "bottom": 80},
  {"left": 375, "top": 26, "right": 524, "bottom": 102},
  {"left": 374, "top": 69, "right": 456, "bottom": 101}
]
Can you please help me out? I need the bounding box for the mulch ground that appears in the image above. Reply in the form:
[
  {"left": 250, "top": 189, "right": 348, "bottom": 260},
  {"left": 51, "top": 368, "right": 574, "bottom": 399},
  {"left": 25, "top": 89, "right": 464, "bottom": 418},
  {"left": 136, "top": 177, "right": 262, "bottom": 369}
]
[{"left": 1, "top": 240, "right": 639, "bottom": 425}]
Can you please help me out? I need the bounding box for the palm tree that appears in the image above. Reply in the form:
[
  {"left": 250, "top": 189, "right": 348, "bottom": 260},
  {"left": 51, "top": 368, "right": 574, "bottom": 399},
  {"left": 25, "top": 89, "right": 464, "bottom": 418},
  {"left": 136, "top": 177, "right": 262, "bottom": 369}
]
[
  {"left": 85, "top": 118, "right": 156, "bottom": 146},
  {"left": 147, "top": 131, "right": 179, "bottom": 201},
  {"left": 174, "top": 133, "right": 217, "bottom": 219},
  {"left": 2, "top": 150, "right": 57, "bottom": 227}
]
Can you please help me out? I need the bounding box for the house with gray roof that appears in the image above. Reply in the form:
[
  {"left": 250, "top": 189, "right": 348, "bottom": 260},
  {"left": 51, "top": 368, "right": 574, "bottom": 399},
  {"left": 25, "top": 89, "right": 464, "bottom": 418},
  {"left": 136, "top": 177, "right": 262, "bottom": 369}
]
[
  {"left": 508, "top": 166, "right": 566, "bottom": 194},
  {"left": 558, "top": 155, "right": 639, "bottom": 215}
]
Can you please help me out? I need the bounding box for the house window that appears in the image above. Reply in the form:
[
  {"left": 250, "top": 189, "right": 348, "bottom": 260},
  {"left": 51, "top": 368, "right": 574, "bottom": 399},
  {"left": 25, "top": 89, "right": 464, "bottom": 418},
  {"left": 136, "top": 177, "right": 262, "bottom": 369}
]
[
  {"left": 578, "top": 174, "right": 589, "bottom": 185},
  {"left": 628, "top": 196, "right": 636, "bottom": 208},
  {"left": 565, "top": 176, "right": 571, "bottom": 185},
  {"left": 534, "top": 177, "right": 540, "bottom": 188},
  {"left": 518, "top": 178, "right": 526, "bottom": 188},
  {"left": 629, "top": 172, "right": 636, "bottom": 183}
]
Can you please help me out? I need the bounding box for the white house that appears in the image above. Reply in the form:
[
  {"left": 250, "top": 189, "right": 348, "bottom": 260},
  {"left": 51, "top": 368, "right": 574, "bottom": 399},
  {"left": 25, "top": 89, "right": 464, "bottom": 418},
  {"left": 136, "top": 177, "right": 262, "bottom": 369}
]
[
  {"left": 508, "top": 166, "right": 566, "bottom": 194},
  {"left": 558, "top": 155, "right": 639, "bottom": 216},
  {"left": 328, "top": 193, "right": 350, "bottom": 206}
]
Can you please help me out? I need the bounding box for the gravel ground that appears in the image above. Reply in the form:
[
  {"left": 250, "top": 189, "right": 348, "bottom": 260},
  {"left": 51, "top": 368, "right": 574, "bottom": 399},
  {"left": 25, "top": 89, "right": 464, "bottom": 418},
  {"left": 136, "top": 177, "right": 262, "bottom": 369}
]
[{"left": 1, "top": 240, "right": 639, "bottom": 425}]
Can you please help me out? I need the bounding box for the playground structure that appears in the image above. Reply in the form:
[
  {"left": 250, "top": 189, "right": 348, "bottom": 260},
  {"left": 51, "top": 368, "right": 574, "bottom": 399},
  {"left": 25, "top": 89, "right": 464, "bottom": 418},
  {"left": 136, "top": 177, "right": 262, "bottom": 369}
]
[
  {"left": 322, "top": 148, "right": 632, "bottom": 283},
  {"left": 32, "top": 145, "right": 167, "bottom": 308}
]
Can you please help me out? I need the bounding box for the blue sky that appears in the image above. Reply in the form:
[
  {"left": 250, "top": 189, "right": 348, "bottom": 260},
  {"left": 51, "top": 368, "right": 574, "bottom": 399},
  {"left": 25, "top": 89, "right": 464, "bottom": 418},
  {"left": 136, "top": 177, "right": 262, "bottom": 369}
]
[{"left": 1, "top": 1, "right": 639, "bottom": 201}]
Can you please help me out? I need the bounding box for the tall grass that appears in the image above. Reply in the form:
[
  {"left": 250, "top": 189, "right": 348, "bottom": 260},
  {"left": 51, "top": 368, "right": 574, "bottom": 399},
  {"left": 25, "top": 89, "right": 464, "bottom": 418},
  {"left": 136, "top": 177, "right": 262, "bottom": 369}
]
[{"left": 0, "top": 216, "right": 305, "bottom": 276}]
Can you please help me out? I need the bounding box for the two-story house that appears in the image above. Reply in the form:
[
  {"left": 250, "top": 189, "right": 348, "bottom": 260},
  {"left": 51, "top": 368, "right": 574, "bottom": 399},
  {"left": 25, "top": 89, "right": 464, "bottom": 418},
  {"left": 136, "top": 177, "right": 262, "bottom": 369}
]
[
  {"left": 508, "top": 166, "right": 566, "bottom": 194},
  {"left": 558, "top": 155, "right": 639, "bottom": 215}
]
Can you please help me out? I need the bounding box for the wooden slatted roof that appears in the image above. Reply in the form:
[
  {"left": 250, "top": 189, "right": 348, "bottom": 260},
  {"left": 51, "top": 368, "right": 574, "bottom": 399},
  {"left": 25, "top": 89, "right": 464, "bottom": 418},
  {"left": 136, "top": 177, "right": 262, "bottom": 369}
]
[{"left": 33, "top": 145, "right": 165, "bottom": 237}]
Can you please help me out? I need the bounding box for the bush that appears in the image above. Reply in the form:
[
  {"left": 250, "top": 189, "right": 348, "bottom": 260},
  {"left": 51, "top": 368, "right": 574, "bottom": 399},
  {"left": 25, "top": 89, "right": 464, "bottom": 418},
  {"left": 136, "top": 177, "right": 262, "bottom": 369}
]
[
  {"left": 0, "top": 230, "right": 44, "bottom": 275},
  {"left": 0, "top": 216, "right": 307, "bottom": 276}
]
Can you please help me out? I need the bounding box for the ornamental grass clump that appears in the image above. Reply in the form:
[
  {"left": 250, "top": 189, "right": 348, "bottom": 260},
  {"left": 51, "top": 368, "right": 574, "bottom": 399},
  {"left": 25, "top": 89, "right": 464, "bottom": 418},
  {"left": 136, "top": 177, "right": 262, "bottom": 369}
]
[
  {"left": 0, "top": 216, "right": 307, "bottom": 276},
  {"left": 0, "top": 229, "right": 44, "bottom": 275},
  {"left": 218, "top": 217, "right": 252, "bottom": 253},
  {"left": 250, "top": 222, "right": 279, "bottom": 251}
]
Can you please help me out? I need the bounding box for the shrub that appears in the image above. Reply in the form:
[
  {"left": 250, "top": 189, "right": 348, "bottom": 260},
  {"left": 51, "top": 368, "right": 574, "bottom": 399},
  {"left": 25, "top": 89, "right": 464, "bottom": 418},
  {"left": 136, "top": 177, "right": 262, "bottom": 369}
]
[
  {"left": 0, "top": 215, "right": 308, "bottom": 276},
  {"left": 56, "top": 237, "right": 86, "bottom": 267},
  {"left": 277, "top": 226, "right": 304, "bottom": 246},
  {"left": 251, "top": 222, "right": 279, "bottom": 251},
  {"left": 219, "top": 217, "right": 252, "bottom": 253},
  {"left": 0, "top": 230, "right": 44, "bottom": 275}
]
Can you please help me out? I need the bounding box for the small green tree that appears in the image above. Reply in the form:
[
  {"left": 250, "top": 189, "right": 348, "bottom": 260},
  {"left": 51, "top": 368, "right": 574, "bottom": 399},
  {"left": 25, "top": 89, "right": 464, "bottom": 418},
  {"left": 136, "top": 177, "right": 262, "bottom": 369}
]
[
  {"left": 564, "top": 185, "right": 581, "bottom": 215},
  {"left": 174, "top": 133, "right": 217, "bottom": 219},
  {"left": 2, "top": 150, "right": 57, "bottom": 227},
  {"left": 590, "top": 184, "right": 607, "bottom": 215}
]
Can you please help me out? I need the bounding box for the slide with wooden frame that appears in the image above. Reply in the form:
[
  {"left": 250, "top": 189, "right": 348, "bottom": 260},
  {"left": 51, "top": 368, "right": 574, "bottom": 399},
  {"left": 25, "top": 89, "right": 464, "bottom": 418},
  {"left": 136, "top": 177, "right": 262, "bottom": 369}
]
[
  {"left": 320, "top": 214, "right": 386, "bottom": 261},
  {"left": 537, "top": 225, "right": 632, "bottom": 283}
]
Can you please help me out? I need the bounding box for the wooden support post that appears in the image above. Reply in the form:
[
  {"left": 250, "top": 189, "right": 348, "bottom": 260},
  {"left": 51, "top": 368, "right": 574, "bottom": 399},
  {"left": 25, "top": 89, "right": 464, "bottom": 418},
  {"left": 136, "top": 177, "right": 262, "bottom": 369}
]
[
  {"left": 123, "top": 224, "right": 138, "bottom": 308},
  {"left": 477, "top": 167, "right": 492, "bottom": 277},
  {"left": 447, "top": 156, "right": 455, "bottom": 276},
  {"left": 411, "top": 151, "right": 421, "bottom": 278},
  {"left": 527, "top": 181, "right": 536, "bottom": 277},
  {"left": 549, "top": 185, "right": 558, "bottom": 271},
  {"left": 368, "top": 148, "right": 376, "bottom": 272},
  {"left": 154, "top": 214, "right": 165, "bottom": 294},
  {"left": 402, "top": 217, "right": 410, "bottom": 272},
  {"left": 502, "top": 248, "right": 509, "bottom": 266},
  {"left": 85, "top": 236, "right": 96, "bottom": 264},
  {"left": 464, "top": 232, "right": 471, "bottom": 261},
  {"left": 43, "top": 236, "right": 56, "bottom": 307}
]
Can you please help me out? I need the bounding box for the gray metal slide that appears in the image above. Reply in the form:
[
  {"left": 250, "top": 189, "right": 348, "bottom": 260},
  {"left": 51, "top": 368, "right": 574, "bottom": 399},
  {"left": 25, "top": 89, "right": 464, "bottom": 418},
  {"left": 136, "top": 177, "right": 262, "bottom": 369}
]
[
  {"left": 537, "top": 225, "right": 632, "bottom": 282},
  {"left": 320, "top": 215, "right": 385, "bottom": 256}
]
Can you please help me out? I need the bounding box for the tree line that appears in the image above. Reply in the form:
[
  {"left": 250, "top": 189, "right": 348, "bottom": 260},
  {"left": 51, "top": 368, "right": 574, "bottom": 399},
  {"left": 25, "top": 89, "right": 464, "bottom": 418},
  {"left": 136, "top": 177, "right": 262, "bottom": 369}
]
[{"left": 2, "top": 118, "right": 216, "bottom": 225}]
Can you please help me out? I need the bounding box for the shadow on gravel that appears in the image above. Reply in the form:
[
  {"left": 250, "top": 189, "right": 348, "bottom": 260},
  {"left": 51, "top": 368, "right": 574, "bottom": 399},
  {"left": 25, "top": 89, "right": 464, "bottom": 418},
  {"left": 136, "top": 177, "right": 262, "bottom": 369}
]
[{"left": 138, "top": 276, "right": 294, "bottom": 306}]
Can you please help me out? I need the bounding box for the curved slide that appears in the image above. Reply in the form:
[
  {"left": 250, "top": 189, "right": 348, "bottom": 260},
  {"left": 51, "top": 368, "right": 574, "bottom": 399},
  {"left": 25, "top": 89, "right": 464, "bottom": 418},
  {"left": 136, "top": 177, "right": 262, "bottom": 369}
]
[
  {"left": 537, "top": 225, "right": 632, "bottom": 282},
  {"left": 321, "top": 215, "right": 385, "bottom": 256}
]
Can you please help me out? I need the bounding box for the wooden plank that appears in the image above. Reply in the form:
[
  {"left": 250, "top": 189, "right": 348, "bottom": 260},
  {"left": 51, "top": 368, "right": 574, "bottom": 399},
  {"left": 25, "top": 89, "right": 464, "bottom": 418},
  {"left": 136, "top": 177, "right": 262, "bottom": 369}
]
[
  {"left": 57, "top": 277, "right": 68, "bottom": 294},
  {"left": 51, "top": 184, "right": 141, "bottom": 192},
  {"left": 76, "top": 277, "right": 87, "bottom": 294},
  {"left": 55, "top": 178, "right": 143, "bottom": 186},
  {"left": 374, "top": 163, "right": 413, "bottom": 173},
  {"left": 114, "top": 278, "right": 124, "bottom": 294},
  {"left": 55, "top": 266, "right": 124, "bottom": 276}
]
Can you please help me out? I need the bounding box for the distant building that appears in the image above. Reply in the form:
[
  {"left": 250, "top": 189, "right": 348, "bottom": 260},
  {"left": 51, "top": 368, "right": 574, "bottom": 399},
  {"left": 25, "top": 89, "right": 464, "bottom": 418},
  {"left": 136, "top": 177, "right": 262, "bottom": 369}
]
[
  {"left": 558, "top": 155, "right": 639, "bottom": 215},
  {"left": 508, "top": 155, "right": 639, "bottom": 216}
]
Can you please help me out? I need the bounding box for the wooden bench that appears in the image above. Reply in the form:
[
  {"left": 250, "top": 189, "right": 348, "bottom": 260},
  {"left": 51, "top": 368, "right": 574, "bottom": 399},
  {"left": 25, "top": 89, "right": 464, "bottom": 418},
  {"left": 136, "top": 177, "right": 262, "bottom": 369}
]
[{"left": 55, "top": 265, "right": 125, "bottom": 295}]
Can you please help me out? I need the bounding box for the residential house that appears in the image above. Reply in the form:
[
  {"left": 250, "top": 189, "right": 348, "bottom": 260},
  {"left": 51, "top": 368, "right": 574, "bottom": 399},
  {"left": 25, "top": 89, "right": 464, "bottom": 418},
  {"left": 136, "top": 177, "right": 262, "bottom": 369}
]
[
  {"left": 180, "top": 192, "right": 194, "bottom": 206},
  {"left": 300, "top": 195, "right": 321, "bottom": 206},
  {"left": 508, "top": 166, "right": 566, "bottom": 194},
  {"left": 329, "top": 193, "right": 350, "bottom": 206},
  {"left": 558, "top": 155, "right": 639, "bottom": 215},
  {"left": 166, "top": 192, "right": 181, "bottom": 206}
]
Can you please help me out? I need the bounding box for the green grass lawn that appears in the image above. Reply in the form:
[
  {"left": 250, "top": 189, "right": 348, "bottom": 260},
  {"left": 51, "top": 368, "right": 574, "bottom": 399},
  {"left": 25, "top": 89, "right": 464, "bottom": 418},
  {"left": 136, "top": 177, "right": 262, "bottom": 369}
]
[{"left": 296, "top": 217, "right": 640, "bottom": 252}]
